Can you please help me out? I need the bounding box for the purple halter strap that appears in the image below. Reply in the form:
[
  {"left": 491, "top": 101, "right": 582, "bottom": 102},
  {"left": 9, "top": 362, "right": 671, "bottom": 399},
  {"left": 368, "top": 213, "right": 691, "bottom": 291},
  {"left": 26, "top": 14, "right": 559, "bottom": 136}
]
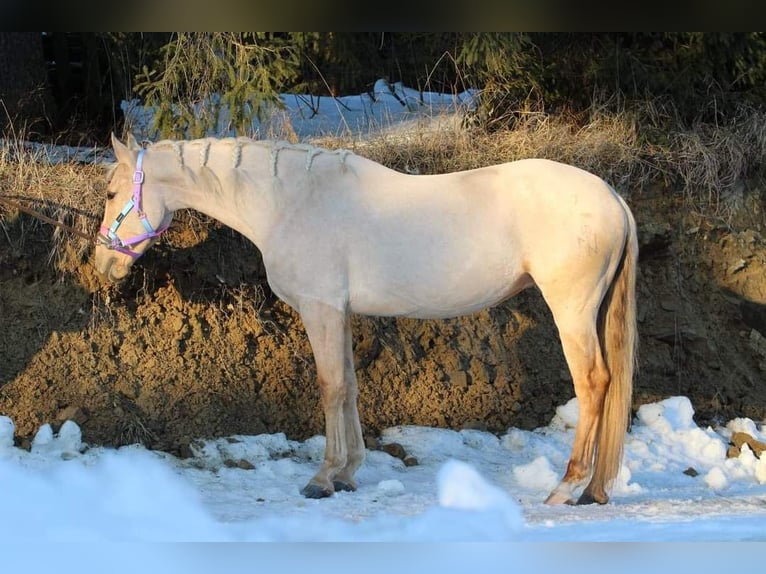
[{"left": 98, "top": 149, "right": 169, "bottom": 258}]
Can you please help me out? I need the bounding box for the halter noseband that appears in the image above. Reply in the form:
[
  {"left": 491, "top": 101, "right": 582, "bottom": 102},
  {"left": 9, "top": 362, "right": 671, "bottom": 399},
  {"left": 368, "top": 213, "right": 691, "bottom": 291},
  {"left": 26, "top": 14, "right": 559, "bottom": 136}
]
[{"left": 98, "top": 149, "right": 169, "bottom": 258}]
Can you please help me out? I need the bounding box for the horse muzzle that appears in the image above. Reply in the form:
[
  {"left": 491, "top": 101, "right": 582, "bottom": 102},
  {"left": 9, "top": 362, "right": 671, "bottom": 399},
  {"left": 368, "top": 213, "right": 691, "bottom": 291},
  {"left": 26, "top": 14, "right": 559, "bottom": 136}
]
[{"left": 93, "top": 245, "right": 133, "bottom": 283}]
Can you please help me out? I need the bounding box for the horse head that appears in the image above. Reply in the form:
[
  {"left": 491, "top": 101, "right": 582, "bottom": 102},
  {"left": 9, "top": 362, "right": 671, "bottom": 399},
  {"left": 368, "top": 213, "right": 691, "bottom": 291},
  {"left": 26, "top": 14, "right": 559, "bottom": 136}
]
[{"left": 94, "top": 134, "right": 173, "bottom": 282}]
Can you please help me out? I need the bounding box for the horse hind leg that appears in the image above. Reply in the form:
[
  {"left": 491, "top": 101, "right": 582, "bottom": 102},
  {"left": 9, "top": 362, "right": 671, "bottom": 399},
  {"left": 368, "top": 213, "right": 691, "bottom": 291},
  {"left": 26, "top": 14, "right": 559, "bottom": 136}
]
[{"left": 544, "top": 316, "right": 611, "bottom": 505}]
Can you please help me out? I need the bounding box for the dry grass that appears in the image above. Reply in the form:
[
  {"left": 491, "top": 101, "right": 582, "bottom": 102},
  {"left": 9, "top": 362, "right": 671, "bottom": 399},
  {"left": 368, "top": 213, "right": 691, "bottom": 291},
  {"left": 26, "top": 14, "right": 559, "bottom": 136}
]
[
  {"left": 319, "top": 108, "right": 645, "bottom": 184},
  {"left": 668, "top": 107, "right": 766, "bottom": 215},
  {"left": 0, "top": 137, "right": 106, "bottom": 271}
]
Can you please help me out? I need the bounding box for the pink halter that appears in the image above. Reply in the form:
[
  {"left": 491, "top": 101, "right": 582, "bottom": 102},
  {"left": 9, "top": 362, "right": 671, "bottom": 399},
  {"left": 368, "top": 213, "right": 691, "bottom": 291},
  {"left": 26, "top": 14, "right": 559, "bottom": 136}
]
[{"left": 98, "top": 149, "right": 169, "bottom": 258}]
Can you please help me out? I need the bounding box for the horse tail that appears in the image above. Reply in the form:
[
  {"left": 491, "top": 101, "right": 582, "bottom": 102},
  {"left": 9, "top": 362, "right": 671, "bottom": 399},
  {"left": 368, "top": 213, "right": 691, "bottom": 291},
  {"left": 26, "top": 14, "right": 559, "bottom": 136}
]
[{"left": 592, "top": 194, "right": 638, "bottom": 495}]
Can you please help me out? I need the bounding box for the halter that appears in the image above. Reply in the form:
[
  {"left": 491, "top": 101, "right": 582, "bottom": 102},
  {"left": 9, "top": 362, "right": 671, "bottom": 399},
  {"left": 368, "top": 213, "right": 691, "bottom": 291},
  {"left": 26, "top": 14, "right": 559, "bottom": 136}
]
[{"left": 97, "top": 149, "right": 169, "bottom": 258}]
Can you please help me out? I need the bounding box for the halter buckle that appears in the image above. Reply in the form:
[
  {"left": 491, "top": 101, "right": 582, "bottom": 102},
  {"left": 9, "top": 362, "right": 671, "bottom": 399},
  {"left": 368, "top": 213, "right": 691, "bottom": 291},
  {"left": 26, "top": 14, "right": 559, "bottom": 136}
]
[{"left": 132, "top": 170, "right": 144, "bottom": 184}]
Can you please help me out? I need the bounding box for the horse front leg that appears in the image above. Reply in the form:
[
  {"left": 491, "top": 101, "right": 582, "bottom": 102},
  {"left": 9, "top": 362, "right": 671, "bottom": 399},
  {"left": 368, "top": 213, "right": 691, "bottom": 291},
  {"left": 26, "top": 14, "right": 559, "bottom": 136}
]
[
  {"left": 299, "top": 299, "right": 353, "bottom": 499},
  {"left": 331, "top": 317, "right": 365, "bottom": 492}
]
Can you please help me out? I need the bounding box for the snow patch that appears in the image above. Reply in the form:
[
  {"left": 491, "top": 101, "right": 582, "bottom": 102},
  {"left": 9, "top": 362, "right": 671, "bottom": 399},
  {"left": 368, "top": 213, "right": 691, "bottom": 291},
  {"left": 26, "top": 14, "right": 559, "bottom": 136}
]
[
  {"left": 0, "top": 416, "right": 15, "bottom": 451},
  {"left": 637, "top": 396, "right": 696, "bottom": 432},
  {"left": 512, "top": 456, "right": 559, "bottom": 492},
  {"left": 704, "top": 467, "right": 728, "bottom": 490},
  {"left": 549, "top": 397, "right": 579, "bottom": 430},
  {"left": 377, "top": 479, "right": 405, "bottom": 496},
  {"left": 121, "top": 80, "right": 479, "bottom": 142}
]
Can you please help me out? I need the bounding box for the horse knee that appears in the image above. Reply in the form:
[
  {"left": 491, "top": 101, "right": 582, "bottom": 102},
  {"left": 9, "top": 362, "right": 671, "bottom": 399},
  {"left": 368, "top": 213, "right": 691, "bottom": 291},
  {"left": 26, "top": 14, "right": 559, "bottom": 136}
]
[
  {"left": 590, "top": 361, "right": 611, "bottom": 392},
  {"left": 572, "top": 355, "right": 611, "bottom": 405},
  {"left": 318, "top": 377, "right": 347, "bottom": 409}
]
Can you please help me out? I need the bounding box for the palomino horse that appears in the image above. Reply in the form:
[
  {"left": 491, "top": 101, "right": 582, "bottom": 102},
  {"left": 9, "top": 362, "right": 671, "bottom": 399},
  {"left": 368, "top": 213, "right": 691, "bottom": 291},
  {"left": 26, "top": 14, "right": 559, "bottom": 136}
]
[{"left": 95, "top": 134, "right": 637, "bottom": 505}]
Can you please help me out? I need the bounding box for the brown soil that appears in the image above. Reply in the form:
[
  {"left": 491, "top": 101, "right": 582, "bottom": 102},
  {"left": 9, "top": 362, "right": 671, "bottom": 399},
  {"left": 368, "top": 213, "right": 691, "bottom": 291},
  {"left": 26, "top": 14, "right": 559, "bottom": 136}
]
[{"left": 2, "top": 181, "right": 766, "bottom": 456}]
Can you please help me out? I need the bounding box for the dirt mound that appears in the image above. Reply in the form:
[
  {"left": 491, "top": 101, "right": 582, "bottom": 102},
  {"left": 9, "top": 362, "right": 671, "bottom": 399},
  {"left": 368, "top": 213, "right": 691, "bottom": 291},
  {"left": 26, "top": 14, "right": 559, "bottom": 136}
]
[{"left": 2, "top": 185, "right": 766, "bottom": 455}]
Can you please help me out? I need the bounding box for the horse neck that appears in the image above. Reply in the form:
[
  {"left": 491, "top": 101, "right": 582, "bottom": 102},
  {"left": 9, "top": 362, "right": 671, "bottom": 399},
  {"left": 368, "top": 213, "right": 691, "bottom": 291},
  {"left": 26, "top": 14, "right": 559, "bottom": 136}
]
[{"left": 152, "top": 139, "right": 282, "bottom": 250}]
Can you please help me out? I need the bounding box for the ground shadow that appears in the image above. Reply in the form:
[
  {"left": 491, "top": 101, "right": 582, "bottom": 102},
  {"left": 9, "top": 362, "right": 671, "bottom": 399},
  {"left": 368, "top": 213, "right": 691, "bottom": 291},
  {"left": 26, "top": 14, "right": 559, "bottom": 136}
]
[{"left": 0, "top": 211, "right": 93, "bottom": 440}]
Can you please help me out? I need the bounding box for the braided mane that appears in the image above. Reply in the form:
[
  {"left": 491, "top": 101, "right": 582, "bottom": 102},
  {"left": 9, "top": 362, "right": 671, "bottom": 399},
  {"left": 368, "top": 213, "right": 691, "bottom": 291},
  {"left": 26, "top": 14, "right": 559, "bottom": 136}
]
[{"left": 149, "top": 137, "right": 353, "bottom": 176}]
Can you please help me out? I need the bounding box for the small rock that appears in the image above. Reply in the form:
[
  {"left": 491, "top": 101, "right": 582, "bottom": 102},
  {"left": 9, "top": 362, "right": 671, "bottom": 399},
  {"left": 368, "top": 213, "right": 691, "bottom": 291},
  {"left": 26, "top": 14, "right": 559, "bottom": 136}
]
[
  {"left": 364, "top": 435, "right": 379, "bottom": 450},
  {"left": 223, "top": 458, "right": 255, "bottom": 470},
  {"left": 683, "top": 467, "right": 699, "bottom": 477},
  {"left": 403, "top": 455, "right": 419, "bottom": 467},
  {"left": 177, "top": 437, "right": 195, "bottom": 459},
  {"left": 15, "top": 437, "right": 32, "bottom": 451},
  {"left": 377, "top": 479, "right": 405, "bottom": 495},
  {"left": 380, "top": 442, "right": 407, "bottom": 460},
  {"left": 731, "top": 431, "right": 766, "bottom": 457},
  {"left": 462, "top": 420, "right": 488, "bottom": 431}
]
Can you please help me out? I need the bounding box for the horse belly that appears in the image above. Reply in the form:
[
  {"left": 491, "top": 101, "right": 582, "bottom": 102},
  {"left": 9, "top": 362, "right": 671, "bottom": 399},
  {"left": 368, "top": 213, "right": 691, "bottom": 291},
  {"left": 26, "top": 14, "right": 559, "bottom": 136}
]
[{"left": 348, "top": 258, "right": 531, "bottom": 319}]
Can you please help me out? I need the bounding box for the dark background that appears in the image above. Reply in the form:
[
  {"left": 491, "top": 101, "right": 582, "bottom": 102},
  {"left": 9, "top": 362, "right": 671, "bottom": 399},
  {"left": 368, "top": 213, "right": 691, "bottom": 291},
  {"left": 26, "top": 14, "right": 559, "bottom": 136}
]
[{"left": 2, "top": 33, "right": 765, "bottom": 144}]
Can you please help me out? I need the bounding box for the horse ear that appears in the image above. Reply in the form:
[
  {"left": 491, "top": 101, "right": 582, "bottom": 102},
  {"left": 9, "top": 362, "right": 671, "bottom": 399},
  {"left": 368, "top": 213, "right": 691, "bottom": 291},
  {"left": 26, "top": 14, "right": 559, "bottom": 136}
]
[
  {"left": 126, "top": 133, "right": 141, "bottom": 151},
  {"left": 111, "top": 132, "right": 135, "bottom": 164}
]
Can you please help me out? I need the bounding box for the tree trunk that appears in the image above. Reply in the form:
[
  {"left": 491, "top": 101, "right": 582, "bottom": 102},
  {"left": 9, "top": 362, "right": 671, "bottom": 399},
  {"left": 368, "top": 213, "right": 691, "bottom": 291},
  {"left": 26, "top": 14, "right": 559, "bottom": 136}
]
[{"left": 0, "top": 32, "right": 55, "bottom": 135}]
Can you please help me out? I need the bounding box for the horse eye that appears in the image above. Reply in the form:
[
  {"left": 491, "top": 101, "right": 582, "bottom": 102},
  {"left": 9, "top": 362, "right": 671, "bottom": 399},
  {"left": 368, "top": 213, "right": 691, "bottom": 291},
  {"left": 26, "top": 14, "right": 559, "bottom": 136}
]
[{"left": 107, "top": 191, "right": 117, "bottom": 201}]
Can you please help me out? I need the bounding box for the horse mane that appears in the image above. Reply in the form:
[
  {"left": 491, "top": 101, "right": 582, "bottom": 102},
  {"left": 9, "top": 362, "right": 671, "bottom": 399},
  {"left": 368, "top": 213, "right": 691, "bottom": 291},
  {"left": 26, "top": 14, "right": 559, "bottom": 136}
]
[{"left": 148, "top": 137, "right": 354, "bottom": 177}]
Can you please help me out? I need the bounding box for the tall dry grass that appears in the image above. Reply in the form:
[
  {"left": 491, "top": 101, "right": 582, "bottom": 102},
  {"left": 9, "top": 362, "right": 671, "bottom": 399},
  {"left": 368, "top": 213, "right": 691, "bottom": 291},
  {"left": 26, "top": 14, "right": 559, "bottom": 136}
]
[{"left": 0, "top": 136, "right": 107, "bottom": 278}]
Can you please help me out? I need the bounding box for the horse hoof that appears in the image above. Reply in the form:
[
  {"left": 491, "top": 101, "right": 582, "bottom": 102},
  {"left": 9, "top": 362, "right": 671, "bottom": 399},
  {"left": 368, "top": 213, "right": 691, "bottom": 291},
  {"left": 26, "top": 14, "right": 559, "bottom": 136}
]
[
  {"left": 576, "top": 491, "right": 608, "bottom": 505},
  {"left": 300, "top": 483, "right": 333, "bottom": 499},
  {"left": 544, "top": 491, "right": 575, "bottom": 505},
  {"left": 333, "top": 480, "right": 356, "bottom": 493}
]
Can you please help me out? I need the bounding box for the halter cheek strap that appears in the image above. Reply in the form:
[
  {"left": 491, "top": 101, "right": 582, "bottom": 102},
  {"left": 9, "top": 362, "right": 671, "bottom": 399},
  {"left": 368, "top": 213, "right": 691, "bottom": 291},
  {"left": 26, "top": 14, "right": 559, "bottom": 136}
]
[{"left": 98, "top": 149, "right": 169, "bottom": 258}]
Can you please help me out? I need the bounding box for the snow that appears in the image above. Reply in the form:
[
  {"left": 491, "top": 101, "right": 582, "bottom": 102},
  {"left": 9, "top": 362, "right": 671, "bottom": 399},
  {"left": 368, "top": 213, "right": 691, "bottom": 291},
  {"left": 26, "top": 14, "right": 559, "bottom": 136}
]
[
  {"left": 121, "top": 78, "right": 479, "bottom": 142},
  {"left": 2, "top": 395, "right": 766, "bottom": 547}
]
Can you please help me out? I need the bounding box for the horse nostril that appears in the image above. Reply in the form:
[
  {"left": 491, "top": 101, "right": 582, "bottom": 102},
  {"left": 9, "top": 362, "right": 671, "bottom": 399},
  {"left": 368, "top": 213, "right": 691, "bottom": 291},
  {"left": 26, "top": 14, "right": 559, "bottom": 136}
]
[{"left": 107, "top": 260, "right": 131, "bottom": 283}]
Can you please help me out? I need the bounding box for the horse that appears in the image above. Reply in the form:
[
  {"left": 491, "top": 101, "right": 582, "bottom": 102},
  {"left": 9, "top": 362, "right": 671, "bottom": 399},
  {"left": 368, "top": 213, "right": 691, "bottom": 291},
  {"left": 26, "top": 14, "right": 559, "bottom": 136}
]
[{"left": 94, "top": 133, "right": 637, "bottom": 505}]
